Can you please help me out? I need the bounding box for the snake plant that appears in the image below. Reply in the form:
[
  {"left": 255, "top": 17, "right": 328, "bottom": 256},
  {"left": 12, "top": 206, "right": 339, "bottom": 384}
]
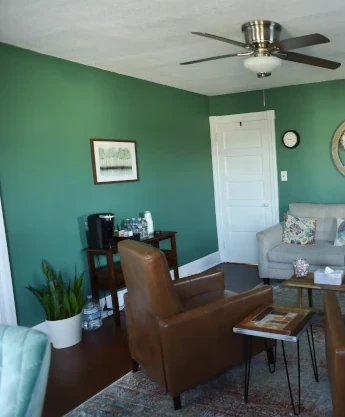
[{"left": 27, "top": 261, "right": 84, "bottom": 321}]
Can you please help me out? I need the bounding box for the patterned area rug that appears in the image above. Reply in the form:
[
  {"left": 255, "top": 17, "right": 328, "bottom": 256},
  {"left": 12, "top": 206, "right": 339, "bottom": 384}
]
[{"left": 66, "top": 286, "right": 334, "bottom": 417}]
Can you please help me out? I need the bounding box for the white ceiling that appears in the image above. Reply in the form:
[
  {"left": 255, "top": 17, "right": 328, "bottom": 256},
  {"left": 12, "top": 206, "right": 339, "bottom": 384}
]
[{"left": 1, "top": 0, "right": 345, "bottom": 96}]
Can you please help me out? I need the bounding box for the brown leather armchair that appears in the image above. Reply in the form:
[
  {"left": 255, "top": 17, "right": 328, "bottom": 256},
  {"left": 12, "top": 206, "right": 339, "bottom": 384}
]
[
  {"left": 118, "top": 239, "right": 273, "bottom": 409},
  {"left": 324, "top": 292, "right": 345, "bottom": 417}
]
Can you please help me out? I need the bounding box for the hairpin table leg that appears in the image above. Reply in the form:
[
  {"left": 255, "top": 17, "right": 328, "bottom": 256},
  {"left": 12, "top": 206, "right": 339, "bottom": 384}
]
[
  {"left": 282, "top": 340, "right": 301, "bottom": 415},
  {"left": 306, "top": 325, "right": 319, "bottom": 382},
  {"left": 244, "top": 336, "right": 252, "bottom": 404}
]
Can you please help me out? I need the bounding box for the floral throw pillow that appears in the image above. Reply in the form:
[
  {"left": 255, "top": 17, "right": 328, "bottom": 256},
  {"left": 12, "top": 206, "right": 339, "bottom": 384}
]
[
  {"left": 282, "top": 213, "right": 316, "bottom": 245},
  {"left": 334, "top": 218, "right": 345, "bottom": 246}
]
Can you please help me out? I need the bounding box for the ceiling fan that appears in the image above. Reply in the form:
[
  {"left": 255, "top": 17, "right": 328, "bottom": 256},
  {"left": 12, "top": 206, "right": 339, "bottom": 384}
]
[{"left": 180, "top": 20, "right": 341, "bottom": 78}]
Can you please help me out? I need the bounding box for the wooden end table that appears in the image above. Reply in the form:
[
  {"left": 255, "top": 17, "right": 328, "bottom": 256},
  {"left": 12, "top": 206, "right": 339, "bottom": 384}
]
[
  {"left": 234, "top": 304, "right": 319, "bottom": 416},
  {"left": 86, "top": 231, "right": 179, "bottom": 327},
  {"left": 282, "top": 272, "right": 345, "bottom": 308}
]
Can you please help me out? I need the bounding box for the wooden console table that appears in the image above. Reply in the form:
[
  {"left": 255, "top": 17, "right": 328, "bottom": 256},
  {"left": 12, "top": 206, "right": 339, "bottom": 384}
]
[{"left": 86, "top": 231, "right": 179, "bottom": 327}]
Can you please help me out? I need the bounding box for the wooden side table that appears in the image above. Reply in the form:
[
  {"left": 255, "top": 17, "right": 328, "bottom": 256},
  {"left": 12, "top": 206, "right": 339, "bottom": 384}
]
[
  {"left": 233, "top": 304, "right": 319, "bottom": 415},
  {"left": 86, "top": 231, "right": 179, "bottom": 327},
  {"left": 282, "top": 272, "right": 345, "bottom": 309}
]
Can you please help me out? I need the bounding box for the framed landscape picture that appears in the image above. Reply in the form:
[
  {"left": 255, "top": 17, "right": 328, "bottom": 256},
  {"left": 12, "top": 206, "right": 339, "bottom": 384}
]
[{"left": 90, "top": 139, "right": 139, "bottom": 184}]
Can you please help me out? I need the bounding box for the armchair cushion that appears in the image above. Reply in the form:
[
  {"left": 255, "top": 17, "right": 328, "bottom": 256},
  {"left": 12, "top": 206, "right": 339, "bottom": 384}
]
[
  {"left": 173, "top": 269, "right": 225, "bottom": 305},
  {"left": 181, "top": 289, "right": 236, "bottom": 311},
  {"left": 173, "top": 269, "right": 235, "bottom": 310}
]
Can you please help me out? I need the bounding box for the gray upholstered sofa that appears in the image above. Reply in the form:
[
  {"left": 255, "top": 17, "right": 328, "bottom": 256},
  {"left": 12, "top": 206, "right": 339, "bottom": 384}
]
[{"left": 257, "top": 203, "right": 345, "bottom": 281}]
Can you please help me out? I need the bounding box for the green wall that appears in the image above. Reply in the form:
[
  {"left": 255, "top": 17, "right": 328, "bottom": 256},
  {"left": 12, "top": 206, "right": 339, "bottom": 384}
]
[
  {"left": 209, "top": 80, "right": 345, "bottom": 219},
  {"left": 3, "top": 40, "right": 345, "bottom": 327},
  {"left": 0, "top": 43, "right": 218, "bottom": 327}
]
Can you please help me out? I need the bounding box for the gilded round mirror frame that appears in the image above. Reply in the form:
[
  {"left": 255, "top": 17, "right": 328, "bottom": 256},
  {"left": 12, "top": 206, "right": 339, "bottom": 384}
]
[{"left": 332, "top": 121, "right": 345, "bottom": 176}]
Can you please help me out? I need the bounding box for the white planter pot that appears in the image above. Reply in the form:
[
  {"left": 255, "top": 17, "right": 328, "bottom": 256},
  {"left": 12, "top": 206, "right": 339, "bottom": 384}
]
[{"left": 46, "top": 312, "right": 82, "bottom": 349}]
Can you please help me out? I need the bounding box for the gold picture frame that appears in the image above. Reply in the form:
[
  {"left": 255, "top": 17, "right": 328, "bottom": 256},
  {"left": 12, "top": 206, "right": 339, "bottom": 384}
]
[{"left": 332, "top": 121, "right": 345, "bottom": 177}]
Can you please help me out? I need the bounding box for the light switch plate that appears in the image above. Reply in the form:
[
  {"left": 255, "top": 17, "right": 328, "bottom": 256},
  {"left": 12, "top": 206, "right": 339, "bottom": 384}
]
[{"left": 281, "top": 171, "right": 287, "bottom": 181}]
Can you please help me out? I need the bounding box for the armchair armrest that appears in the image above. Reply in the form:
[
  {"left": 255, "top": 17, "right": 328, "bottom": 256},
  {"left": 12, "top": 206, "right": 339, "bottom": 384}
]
[
  {"left": 173, "top": 269, "right": 224, "bottom": 304},
  {"left": 256, "top": 222, "right": 283, "bottom": 278},
  {"left": 160, "top": 285, "right": 272, "bottom": 331},
  {"left": 158, "top": 285, "right": 273, "bottom": 397}
]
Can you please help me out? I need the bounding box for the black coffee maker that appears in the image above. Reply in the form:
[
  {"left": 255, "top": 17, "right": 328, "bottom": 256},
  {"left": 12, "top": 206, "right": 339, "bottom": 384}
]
[{"left": 86, "top": 213, "right": 115, "bottom": 249}]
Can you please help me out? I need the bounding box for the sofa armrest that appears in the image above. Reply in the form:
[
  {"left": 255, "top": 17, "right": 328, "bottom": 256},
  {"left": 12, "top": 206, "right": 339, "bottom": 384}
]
[
  {"left": 173, "top": 269, "right": 224, "bottom": 303},
  {"left": 158, "top": 285, "right": 273, "bottom": 396},
  {"left": 256, "top": 222, "right": 283, "bottom": 279}
]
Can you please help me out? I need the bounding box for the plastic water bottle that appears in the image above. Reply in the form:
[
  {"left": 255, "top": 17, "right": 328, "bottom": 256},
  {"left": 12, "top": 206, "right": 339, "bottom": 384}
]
[
  {"left": 131, "top": 218, "right": 137, "bottom": 234},
  {"left": 82, "top": 296, "right": 103, "bottom": 331},
  {"left": 124, "top": 218, "right": 130, "bottom": 231},
  {"left": 137, "top": 217, "right": 143, "bottom": 239},
  {"left": 142, "top": 217, "right": 149, "bottom": 239}
]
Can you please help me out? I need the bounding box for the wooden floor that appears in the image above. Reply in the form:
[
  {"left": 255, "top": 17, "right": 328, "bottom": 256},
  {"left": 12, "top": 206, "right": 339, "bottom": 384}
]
[
  {"left": 42, "top": 263, "right": 261, "bottom": 416},
  {"left": 43, "top": 313, "right": 131, "bottom": 417}
]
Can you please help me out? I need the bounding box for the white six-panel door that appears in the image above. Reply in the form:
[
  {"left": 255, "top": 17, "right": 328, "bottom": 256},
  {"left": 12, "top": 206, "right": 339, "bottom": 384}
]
[{"left": 210, "top": 111, "right": 279, "bottom": 264}]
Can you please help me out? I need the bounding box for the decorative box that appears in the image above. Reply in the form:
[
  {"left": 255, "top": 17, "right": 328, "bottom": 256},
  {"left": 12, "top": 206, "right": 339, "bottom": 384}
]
[{"left": 314, "top": 269, "right": 344, "bottom": 286}]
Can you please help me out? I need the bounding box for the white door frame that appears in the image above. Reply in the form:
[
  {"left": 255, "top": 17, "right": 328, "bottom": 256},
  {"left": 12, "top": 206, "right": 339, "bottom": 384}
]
[
  {"left": 209, "top": 110, "right": 279, "bottom": 263},
  {"left": 0, "top": 195, "right": 17, "bottom": 325}
]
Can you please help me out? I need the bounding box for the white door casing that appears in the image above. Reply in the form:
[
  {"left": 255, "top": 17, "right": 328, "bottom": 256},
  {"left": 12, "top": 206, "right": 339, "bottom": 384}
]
[
  {"left": 210, "top": 111, "right": 279, "bottom": 264},
  {"left": 0, "top": 195, "right": 17, "bottom": 325}
]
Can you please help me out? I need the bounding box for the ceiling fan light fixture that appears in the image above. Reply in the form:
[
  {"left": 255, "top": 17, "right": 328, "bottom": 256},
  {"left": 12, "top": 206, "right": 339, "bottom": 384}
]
[{"left": 244, "top": 55, "right": 282, "bottom": 76}]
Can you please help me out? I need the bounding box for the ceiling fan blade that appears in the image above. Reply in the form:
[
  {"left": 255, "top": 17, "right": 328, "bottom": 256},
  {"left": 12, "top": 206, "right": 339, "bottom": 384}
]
[
  {"left": 191, "top": 32, "right": 250, "bottom": 49},
  {"left": 274, "top": 33, "right": 329, "bottom": 51},
  {"left": 180, "top": 53, "right": 239, "bottom": 65},
  {"left": 279, "top": 51, "right": 341, "bottom": 69}
]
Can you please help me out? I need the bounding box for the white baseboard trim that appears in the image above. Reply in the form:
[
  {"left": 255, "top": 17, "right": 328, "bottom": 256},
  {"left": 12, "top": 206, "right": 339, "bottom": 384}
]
[
  {"left": 178, "top": 251, "right": 221, "bottom": 278},
  {"left": 32, "top": 251, "right": 221, "bottom": 335}
]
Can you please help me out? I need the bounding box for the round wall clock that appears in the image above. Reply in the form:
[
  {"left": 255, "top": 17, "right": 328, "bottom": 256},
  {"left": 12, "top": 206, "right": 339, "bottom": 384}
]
[{"left": 282, "top": 130, "right": 300, "bottom": 149}]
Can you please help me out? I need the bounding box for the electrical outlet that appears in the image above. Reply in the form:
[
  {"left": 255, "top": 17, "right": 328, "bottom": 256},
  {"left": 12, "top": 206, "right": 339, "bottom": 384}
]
[{"left": 281, "top": 171, "right": 288, "bottom": 181}]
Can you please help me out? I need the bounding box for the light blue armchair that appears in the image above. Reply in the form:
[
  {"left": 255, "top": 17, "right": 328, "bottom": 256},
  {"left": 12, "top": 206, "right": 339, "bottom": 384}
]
[{"left": 0, "top": 325, "right": 51, "bottom": 417}]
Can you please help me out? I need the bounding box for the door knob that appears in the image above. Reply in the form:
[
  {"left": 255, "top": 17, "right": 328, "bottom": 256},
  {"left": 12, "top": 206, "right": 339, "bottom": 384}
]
[{"left": 264, "top": 203, "right": 269, "bottom": 207}]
